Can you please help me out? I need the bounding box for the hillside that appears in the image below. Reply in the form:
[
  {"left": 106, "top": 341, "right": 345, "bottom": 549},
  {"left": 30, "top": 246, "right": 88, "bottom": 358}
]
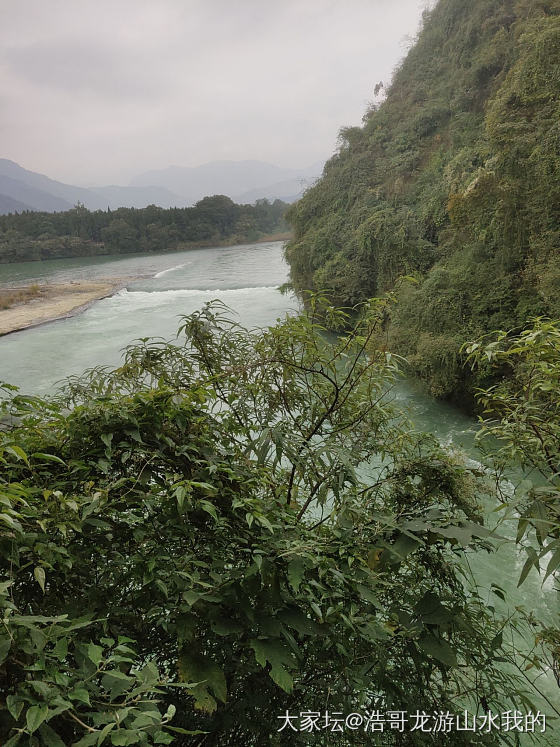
[
  {"left": 0, "top": 193, "right": 34, "bottom": 214},
  {"left": 0, "top": 171, "right": 74, "bottom": 212},
  {"left": 285, "top": 0, "right": 560, "bottom": 406}
]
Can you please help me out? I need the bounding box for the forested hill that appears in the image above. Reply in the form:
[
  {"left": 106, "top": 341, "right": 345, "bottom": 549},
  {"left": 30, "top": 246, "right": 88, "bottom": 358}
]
[
  {"left": 0, "top": 196, "right": 288, "bottom": 263},
  {"left": 286, "top": 0, "right": 560, "bottom": 405}
]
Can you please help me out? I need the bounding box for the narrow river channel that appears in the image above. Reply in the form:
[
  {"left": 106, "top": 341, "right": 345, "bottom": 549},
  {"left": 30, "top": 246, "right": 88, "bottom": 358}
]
[{"left": 1, "top": 240, "right": 557, "bottom": 736}]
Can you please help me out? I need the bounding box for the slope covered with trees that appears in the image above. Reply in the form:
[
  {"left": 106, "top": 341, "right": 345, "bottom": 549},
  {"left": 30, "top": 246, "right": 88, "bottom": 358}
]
[
  {"left": 286, "top": 0, "right": 560, "bottom": 405},
  {"left": 0, "top": 197, "right": 288, "bottom": 263}
]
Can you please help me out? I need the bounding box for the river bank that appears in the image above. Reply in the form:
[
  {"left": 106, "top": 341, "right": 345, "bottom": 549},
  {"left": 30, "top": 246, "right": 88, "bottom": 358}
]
[
  {"left": 0, "top": 237, "right": 292, "bottom": 337},
  {"left": 0, "top": 278, "right": 129, "bottom": 336},
  {"left": 0, "top": 232, "right": 293, "bottom": 266}
]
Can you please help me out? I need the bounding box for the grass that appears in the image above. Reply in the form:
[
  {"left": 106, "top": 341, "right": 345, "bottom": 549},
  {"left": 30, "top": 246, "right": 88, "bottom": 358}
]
[{"left": 0, "top": 283, "right": 42, "bottom": 310}]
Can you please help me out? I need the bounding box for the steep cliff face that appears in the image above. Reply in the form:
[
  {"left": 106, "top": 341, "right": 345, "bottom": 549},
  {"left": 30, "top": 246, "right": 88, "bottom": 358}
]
[{"left": 286, "top": 0, "right": 560, "bottom": 402}]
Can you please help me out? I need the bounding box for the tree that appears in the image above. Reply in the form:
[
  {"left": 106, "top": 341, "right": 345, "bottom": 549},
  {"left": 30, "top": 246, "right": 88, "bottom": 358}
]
[
  {"left": 466, "top": 318, "right": 560, "bottom": 691},
  {"left": 193, "top": 196, "right": 238, "bottom": 237},
  {"left": 101, "top": 218, "right": 138, "bottom": 253},
  {"left": 1, "top": 300, "right": 531, "bottom": 745}
]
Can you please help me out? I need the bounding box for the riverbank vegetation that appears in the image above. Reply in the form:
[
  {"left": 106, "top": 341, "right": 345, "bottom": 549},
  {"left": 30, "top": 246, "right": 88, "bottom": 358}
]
[
  {"left": 0, "top": 284, "right": 41, "bottom": 310},
  {"left": 285, "top": 0, "right": 560, "bottom": 406},
  {"left": 0, "top": 197, "right": 288, "bottom": 263},
  {"left": 467, "top": 318, "right": 560, "bottom": 685},
  {"left": 0, "top": 301, "right": 542, "bottom": 746}
]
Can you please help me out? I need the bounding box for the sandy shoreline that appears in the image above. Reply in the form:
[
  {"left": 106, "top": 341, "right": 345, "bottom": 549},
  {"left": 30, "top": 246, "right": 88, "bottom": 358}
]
[{"left": 0, "top": 279, "right": 128, "bottom": 336}]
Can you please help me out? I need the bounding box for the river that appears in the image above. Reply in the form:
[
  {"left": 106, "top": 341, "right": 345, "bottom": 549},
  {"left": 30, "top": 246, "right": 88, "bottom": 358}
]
[
  {"left": 0, "top": 240, "right": 557, "bottom": 735},
  {"left": 0, "top": 241, "right": 295, "bottom": 392}
]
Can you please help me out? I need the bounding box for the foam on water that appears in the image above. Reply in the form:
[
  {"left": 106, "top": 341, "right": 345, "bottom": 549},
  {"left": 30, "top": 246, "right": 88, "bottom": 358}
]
[
  {"left": 0, "top": 283, "right": 297, "bottom": 394},
  {"left": 120, "top": 284, "right": 280, "bottom": 298},
  {"left": 153, "top": 262, "right": 191, "bottom": 278},
  {"left": 108, "top": 285, "right": 290, "bottom": 324}
]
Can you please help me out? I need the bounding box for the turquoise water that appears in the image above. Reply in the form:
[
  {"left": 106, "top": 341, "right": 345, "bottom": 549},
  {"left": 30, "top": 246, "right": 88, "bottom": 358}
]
[{"left": 0, "top": 241, "right": 297, "bottom": 392}]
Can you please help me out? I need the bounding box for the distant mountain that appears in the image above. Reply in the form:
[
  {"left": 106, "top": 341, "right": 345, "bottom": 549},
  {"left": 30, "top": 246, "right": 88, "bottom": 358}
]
[
  {"left": 0, "top": 158, "right": 324, "bottom": 215},
  {"left": 0, "top": 193, "right": 35, "bottom": 214},
  {"left": 0, "top": 173, "right": 73, "bottom": 212},
  {"left": 234, "top": 174, "right": 320, "bottom": 205},
  {"left": 89, "top": 185, "right": 184, "bottom": 210},
  {"left": 0, "top": 159, "right": 185, "bottom": 214},
  {"left": 131, "top": 160, "right": 324, "bottom": 205},
  {"left": 0, "top": 159, "right": 104, "bottom": 211}
]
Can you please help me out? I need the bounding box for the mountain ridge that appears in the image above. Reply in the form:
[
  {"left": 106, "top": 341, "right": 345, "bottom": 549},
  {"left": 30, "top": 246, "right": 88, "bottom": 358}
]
[
  {"left": 0, "top": 159, "right": 185, "bottom": 213},
  {"left": 0, "top": 158, "right": 324, "bottom": 215}
]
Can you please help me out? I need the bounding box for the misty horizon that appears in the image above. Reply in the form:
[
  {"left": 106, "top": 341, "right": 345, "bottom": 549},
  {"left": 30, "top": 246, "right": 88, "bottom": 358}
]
[
  {"left": 1, "top": 155, "right": 326, "bottom": 190},
  {"left": 1, "top": 0, "right": 432, "bottom": 186}
]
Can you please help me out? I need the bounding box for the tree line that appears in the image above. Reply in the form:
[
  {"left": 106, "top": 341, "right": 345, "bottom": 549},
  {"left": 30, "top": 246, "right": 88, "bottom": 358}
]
[{"left": 0, "top": 196, "right": 289, "bottom": 263}]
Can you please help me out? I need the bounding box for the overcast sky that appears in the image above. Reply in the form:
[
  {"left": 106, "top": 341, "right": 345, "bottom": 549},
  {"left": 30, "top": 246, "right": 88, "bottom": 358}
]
[{"left": 1, "top": 0, "right": 431, "bottom": 186}]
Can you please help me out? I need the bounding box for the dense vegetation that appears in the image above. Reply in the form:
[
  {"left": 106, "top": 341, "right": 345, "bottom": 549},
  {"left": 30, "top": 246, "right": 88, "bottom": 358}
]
[
  {"left": 467, "top": 318, "right": 560, "bottom": 675},
  {"left": 0, "top": 197, "right": 288, "bottom": 263},
  {"left": 285, "top": 0, "right": 560, "bottom": 406},
  {"left": 1, "top": 301, "right": 547, "bottom": 746},
  {"left": 2, "top": 0, "right": 559, "bottom": 742}
]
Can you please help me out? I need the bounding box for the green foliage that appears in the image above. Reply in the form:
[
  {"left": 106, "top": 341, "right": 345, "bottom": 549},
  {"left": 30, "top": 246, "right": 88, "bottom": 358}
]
[
  {"left": 466, "top": 318, "right": 560, "bottom": 691},
  {"left": 285, "top": 0, "right": 560, "bottom": 402},
  {"left": 466, "top": 319, "right": 560, "bottom": 565},
  {"left": 0, "top": 197, "right": 289, "bottom": 263},
  {"left": 0, "top": 303, "right": 529, "bottom": 744}
]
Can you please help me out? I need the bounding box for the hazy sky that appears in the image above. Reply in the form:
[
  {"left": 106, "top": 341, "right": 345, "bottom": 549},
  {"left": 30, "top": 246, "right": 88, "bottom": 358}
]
[{"left": 1, "top": 0, "right": 431, "bottom": 186}]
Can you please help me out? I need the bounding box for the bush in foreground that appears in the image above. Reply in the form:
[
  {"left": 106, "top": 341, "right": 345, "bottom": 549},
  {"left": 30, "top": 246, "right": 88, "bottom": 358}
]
[{"left": 0, "top": 301, "right": 531, "bottom": 744}]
